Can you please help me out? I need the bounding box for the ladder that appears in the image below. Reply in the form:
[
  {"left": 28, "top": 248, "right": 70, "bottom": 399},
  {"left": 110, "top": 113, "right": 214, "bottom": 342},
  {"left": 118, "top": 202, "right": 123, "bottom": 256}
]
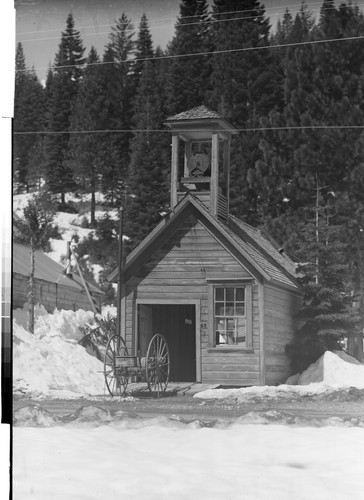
[{"left": 65, "top": 241, "right": 101, "bottom": 315}]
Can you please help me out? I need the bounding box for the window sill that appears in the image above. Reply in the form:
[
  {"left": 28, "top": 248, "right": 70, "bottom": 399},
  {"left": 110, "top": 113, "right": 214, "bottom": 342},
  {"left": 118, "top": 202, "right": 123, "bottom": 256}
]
[{"left": 207, "top": 347, "right": 255, "bottom": 354}]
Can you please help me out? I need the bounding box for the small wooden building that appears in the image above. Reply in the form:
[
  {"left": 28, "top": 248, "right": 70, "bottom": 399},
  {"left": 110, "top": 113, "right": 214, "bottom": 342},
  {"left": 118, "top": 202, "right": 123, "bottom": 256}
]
[
  {"left": 110, "top": 106, "right": 302, "bottom": 386},
  {"left": 13, "top": 242, "right": 103, "bottom": 313}
]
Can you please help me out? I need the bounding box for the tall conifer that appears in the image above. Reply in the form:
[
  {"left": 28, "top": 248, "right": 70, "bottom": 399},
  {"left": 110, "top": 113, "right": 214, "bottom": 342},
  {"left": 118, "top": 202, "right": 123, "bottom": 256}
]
[
  {"left": 126, "top": 26, "right": 170, "bottom": 248},
  {"left": 67, "top": 47, "right": 105, "bottom": 226},
  {"left": 167, "top": 0, "right": 212, "bottom": 114},
  {"left": 13, "top": 43, "right": 46, "bottom": 192},
  {"left": 99, "top": 14, "right": 135, "bottom": 206},
  {"left": 44, "top": 13, "right": 86, "bottom": 204}
]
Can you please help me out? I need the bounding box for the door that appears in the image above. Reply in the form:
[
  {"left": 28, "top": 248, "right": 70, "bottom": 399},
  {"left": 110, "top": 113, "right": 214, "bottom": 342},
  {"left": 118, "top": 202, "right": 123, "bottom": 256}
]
[{"left": 137, "top": 304, "right": 196, "bottom": 382}]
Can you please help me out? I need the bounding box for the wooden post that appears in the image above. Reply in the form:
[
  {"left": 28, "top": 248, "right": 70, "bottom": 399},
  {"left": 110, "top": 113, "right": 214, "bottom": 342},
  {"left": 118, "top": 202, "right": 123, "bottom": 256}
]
[
  {"left": 211, "top": 132, "right": 219, "bottom": 216},
  {"left": 116, "top": 207, "right": 124, "bottom": 338},
  {"left": 65, "top": 241, "right": 72, "bottom": 277},
  {"left": 171, "top": 134, "right": 179, "bottom": 209},
  {"left": 225, "top": 138, "right": 231, "bottom": 217},
  {"left": 184, "top": 141, "right": 191, "bottom": 177},
  {"left": 27, "top": 238, "right": 35, "bottom": 334}
]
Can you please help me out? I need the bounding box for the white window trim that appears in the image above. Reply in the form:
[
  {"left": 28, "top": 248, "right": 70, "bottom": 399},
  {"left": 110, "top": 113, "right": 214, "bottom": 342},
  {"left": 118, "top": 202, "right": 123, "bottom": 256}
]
[{"left": 208, "top": 281, "right": 253, "bottom": 351}]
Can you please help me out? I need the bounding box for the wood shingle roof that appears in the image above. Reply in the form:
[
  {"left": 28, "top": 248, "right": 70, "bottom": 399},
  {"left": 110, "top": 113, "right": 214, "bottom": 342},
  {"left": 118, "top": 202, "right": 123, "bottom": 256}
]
[{"left": 109, "top": 194, "right": 299, "bottom": 289}]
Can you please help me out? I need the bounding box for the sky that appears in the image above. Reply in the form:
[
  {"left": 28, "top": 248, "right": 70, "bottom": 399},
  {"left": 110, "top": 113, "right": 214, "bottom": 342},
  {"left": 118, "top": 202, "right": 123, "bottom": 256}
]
[
  {"left": 13, "top": 0, "right": 323, "bottom": 83},
  {"left": 11, "top": 304, "right": 364, "bottom": 499}
]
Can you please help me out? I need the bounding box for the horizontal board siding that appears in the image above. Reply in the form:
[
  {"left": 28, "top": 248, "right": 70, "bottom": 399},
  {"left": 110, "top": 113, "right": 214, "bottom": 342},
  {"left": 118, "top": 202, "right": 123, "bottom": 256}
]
[
  {"left": 264, "top": 284, "right": 302, "bottom": 385},
  {"left": 12, "top": 274, "right": 98, "bottom": 313},
  {"left": 123, "top": 216, "right": 261, "bottom": 385}
]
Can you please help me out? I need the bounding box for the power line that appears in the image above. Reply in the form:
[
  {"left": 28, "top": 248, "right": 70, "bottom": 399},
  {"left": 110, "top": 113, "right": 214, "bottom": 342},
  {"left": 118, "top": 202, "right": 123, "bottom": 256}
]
[
  {"left": 17, "top": 2, "right": 364, "bottom": 45},
  {"left": 16, "top": 34, "right": 364, "bottom": 74},
  {"left": 16, "top": 1, "right": 325, "bottom": 37},
  {"left": 17, "top": 1, "right": 364, "bottom": 42},
  {"left": 13, "top": 125, "right": 364, "bottom": 136}
]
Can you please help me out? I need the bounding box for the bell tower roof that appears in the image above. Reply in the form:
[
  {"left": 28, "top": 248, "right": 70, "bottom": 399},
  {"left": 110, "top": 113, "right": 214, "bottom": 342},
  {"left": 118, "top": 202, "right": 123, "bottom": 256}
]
[
  {"left": 166, "top": 105, "right": 223, "bottom": 121},
  {"left": 165, "top": 105, "right": 237, "bottom": 141}
]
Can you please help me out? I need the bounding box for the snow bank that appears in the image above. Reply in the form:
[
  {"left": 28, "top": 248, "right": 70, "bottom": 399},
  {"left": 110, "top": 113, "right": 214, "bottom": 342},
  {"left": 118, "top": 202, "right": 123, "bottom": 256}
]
[
  {"left": 13, "top": 306, "right": 106, "bottom": 398},
  {"left": 195, "top": 351, "right": 364, "bottom": 401},
  {"left": 286, "top": 351, "right": 364, "bottom": 388},
  {"left": 13, "top": 304, "right": 96, "bottom": 341}
]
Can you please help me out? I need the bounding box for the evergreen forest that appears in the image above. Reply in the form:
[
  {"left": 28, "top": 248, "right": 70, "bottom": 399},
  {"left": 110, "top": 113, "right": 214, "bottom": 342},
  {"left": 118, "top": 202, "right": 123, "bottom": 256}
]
[{"left": 13, "top": 0, "right": 364, "bottom": 367}]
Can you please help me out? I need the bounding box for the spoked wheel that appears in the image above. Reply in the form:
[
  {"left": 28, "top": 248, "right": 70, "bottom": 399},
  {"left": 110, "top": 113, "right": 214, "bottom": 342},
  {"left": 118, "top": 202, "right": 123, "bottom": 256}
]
[
  {"left": 145, "top": 334, "right": 170, "bottom": 397},
  {"left": 104, "top": 334, "right": 129, "bottom": 397}
]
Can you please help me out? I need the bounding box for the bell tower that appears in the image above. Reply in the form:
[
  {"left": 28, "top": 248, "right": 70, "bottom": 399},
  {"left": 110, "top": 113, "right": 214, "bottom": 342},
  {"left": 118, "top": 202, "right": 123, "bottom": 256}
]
[{"left": 165, "top": 106, "right": 237, "bottom": 220}]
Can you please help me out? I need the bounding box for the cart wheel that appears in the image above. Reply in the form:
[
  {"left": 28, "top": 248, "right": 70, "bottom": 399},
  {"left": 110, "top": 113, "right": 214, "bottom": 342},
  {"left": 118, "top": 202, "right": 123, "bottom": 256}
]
[
  {"left": 145, "top": 334, "right": 170, "bottom": 396},
  {"left": 104, "top": 334, "right": 128, "bottom": 396}
]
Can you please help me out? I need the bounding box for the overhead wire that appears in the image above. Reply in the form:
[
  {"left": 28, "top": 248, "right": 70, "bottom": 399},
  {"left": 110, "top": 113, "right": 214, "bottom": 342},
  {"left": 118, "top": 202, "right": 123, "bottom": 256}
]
[
  {"left": 13, "top": 125, "right": 364, "bottom": 136},
  {"left": 16, "top": 1, "right": 364, "bottom": 43},
  {"left": 16, "top": 1, "right": 327, "bottom": 36},
  {"left": 15, "top": 34, "right": 364, "bottom": 74}
]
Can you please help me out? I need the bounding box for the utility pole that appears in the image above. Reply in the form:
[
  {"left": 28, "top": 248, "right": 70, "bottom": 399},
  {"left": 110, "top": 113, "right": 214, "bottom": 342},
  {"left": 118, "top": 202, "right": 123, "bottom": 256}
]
[{"left": 116, "top": 207, "right": 124, "bottom": 338}]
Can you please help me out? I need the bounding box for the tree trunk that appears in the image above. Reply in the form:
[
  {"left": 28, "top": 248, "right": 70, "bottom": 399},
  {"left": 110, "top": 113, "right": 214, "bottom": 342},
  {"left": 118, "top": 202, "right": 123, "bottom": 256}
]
[
  {"left": 27, "top": 240, "right": 35, "bottom": 334},
  {"left": 90, "top": 174, "right": 96, "bottom": 228}
]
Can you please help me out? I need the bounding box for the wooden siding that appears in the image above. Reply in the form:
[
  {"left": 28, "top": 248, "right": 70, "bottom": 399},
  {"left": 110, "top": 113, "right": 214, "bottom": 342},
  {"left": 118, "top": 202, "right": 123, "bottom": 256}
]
[
  {"left": 264, "top": 283, "right": 302, "bottom": 385},
  {"left": 12, "top": 273, "right": 101, "bottom": 313},
  {"left": 123, "top": 215, "right": 262, "bottom": 386},
  {"left": 202, "top": 283, "right": 261, "bottom": 386}
]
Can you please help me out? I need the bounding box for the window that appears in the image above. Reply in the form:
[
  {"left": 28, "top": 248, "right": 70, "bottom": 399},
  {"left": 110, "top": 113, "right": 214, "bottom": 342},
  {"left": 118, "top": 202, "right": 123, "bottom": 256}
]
[
  {"left": 208, "top": 283, "right": 253, "bottom": 349},
  {"left": 214, "top": 287, "right": 247, "bottom": 346}
]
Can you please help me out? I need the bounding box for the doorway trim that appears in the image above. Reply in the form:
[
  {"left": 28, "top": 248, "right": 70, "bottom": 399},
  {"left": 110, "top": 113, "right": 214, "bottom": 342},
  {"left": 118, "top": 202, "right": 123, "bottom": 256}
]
[{"left": 135, "top": 298, "right": 201, "bottom": 382}]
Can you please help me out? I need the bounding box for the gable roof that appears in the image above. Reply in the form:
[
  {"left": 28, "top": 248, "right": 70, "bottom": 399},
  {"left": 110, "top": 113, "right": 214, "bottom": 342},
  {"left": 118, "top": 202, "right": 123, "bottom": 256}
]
[
  {"left": 13, "top": 243, "right": 103, "bottom": 295},
  {"left": 109, "top": 194, "right": 299, "bottom": 289}
]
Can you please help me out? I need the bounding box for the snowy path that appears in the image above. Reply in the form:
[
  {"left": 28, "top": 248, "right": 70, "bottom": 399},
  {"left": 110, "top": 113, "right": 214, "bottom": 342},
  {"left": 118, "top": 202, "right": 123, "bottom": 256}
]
[{"left": 13, "top": 423, "right": 364, "bottom": 500}]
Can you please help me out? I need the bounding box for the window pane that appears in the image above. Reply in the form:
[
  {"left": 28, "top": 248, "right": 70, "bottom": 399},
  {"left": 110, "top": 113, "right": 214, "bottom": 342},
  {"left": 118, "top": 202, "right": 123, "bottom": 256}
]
[
  {"left": 215, "top": 303, "right": 225, "bottom": 316},
  {"left": 217, "top": 332, "right": 227, "bottom": 344},
  {"left": 236, "top": 304, "right": 245, "bottom": 316},
  {"left": 236, "top": 319, "right": 246, "bottom": 345},
  {"left": 227, "top": 318, "right": 234, "bottom": 330},
  {"left": 215, "top": 288, "right": 224, "bottom": 301},
  {"left": 236, "top": 288, "right": 245, "bottom": 301},
  {"left": 226, "top": 331, "right": 235, "bottom": 344},
  {"left": 216, "top": 319, "right": 225, "bottom": 331},
  {"left": 225, "top": 302, "right": 234, "bottom": 315},
  {"left": 226, "top": 288, "right": 234, "bottom": 301}
]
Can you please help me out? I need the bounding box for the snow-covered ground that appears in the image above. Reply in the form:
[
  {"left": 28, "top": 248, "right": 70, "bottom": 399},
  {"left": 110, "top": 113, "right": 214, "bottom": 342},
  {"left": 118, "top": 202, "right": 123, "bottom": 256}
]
[
  {"left": 10, "top": 194, "right": 364, "bottom": 497},
  {"left": 12, "top": 306, "right": 364, "bottom": 499},
  {"left": 13, "top": 192, "right": 117, "bottom": 282}
]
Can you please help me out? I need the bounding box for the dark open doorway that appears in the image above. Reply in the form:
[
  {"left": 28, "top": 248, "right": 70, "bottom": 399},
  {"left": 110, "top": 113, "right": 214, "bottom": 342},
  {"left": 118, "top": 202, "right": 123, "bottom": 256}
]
[{"left": 138, "top": 304, "right": 196, "bottom": 382}]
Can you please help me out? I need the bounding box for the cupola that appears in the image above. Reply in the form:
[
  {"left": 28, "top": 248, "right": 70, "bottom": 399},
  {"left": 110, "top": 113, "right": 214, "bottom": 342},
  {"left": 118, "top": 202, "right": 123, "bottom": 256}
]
[{"left": 164, "top": 106, "right": 237, "bottom": 220}]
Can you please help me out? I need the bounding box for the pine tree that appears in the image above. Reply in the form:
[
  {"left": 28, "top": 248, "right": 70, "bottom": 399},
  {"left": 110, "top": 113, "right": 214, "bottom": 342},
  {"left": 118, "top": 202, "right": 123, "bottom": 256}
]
[
  {"left": 125, "top": 45, "right": 171, "bottom": 248},
  {"left": 288, "top": 186, "right": 359, "bottom": 371},
  {"left": 99, "top": 13, "right": 136, "bottom": 206},
  {"left": 44, "top": 13, "right": 86, "bottom": 204},
  {"left": 13, "top": 43, "right": 46, "bottom": 192},
  {"left": 67, "top": 47, "right": 106, "bottom": 226},
  {"left": 251, "top": 1, "right": 364, "bottom": 244},
  {"left": 133, "top": 14, "right": 154, "bottom": 92},
  {"left": 166, "top": 0, "right": 212, "bottom": 114},
  {"left": 14, "top": 192, "right": 56, "bottom": 333},
  {"left": 207, "top": 0, "right": 282, "bottom": 223}
]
